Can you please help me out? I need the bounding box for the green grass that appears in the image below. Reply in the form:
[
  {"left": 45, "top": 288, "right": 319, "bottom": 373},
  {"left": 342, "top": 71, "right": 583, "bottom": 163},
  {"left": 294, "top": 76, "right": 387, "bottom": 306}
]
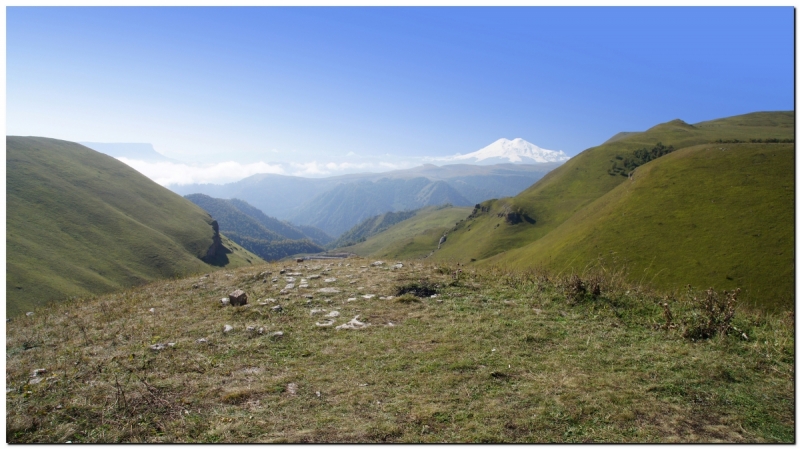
[
  {"left": 6, "top": 262, "right": 794, "bottom": 442},
  {"left": 488, "top": 142, "right": 794, "bottom": 311},
  {"left": 6, "top": 137, "right": 262, "bottom": 316},
  {"left": 342, "top": 206, "right": 472, "bottom": 259}
]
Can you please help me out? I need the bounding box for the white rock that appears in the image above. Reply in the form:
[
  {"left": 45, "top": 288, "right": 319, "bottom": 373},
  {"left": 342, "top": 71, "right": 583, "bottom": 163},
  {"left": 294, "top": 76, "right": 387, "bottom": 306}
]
[
  {"left": 270, "top": 331, "right": 284, "bottom": 338},
  {"left": 346, "top": 297, "right": 357, "bottom": 302},
  {"left": 148, "top": 308, "right": 155, "bottom": 313},
  {"left": 336, "top": 315, "right": 369, "bottom": 330},
  {"left": 285, "top": 283, "right": 295, "bottom": 289},
  {"left": 223, "top": 325, "right": 233, "bottom": 333},
  {"left": 25, "top": 312, "right": 34, "bottom": 317},
  {"left": 310, "top": 308, "right": 326, "bottom": 316},
  {"left": 318, "top": 287, "right": 341, "bottom": 294},
  {"left": 271, "top": 305, "right": 283, "bottom": 312},
  {"left": 325, "top": 311, "right": 340, "bottom": 318},
  {"left": 246, "top": 325, "right": 256, "bottom": 332},
  {"left": 309, "top": 275, "right": 321, "bottom": 280},
  {"left": 362, "top": 294, "right": 375, "bottom": 299},
  {"left": 315, "top": 319, "right": 335, "bottom": 327},
  {"left": 220, "top": 298, "right": 230, "bottom": 306},
  {"left": 371, "top": 261, "right": 384, "bottom": 266},
  {"left": 324, "top": 278, "right": 337, "bottom": 283},
  {"left": 31, "top": 369, "right": 47, "bottom": 377},
  {"left": 196, "top": 338, "right": 208, "bottom": 344}
]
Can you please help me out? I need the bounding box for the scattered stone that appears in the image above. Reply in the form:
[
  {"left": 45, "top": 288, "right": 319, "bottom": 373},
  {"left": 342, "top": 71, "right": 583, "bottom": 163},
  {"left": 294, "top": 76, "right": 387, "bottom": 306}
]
[
  {"left": 258, "top": 298, "right": 277, "bottom": 305},
  {"left": 246, "top": 325, "right": 256, "bottom": 332},
  {"left": 229, "top": 289, "right": 248, "bottom": 306},
  {"left": 31, "top": 369, "right": 47, "bottom": 377},
  {"left": 436, "top": 300, "right": 443, "bottom": 303},
  {"left": 349, "top": 280, "right": 357, "bottom": 284},
  {"left": 324, "top": 278, "right": 337, "bottom": 283},
  {"left": 316, "top": 391, "right": 321, "bottom": 397},
  {"left": 149, "top": 307, "right": 156, "bottom": 313},
  {"left": 309, "top": 275, "right": 321, "bottom": 280},
  {"left": 287, "top": 272, "right": 303, "bottom": 276},
  {"left": 220, "top": 298, "right": 230, "bottom": 306},
  {"left": 271, "top": 305, "right": 283, "bottom": 313},
  {"left": 150, "top": 343, "right": 168, "bottom": 351},
  {"left": 260, "top": 271, "right": 272, "bottom": 277},
  {"left": 346, "top": 297, "right": 358, "bottom": 302},
  {"left": 393, "top": 263, "right": 404, "bottom": 269},
  {"left": 258, "top": 327, "right": 265, "bottom": 335},
  {"left": 272, "top": 278, "right": 278, "bottom": 283},
  {"left": 362, "top": 294, "right": 375, "bottom": 299},
  {"left": 279, "top": 269, "right": 286, "bottom": 274},
  {"left": 223, "top": 324, "right": 234, "bottom": 333},
  {"left": 315, "top": 319, "right": 335, "bottom": 327},
  {"left": 310, "top": 308, "right": 326, "bottom": 316},
  {"left": 28, "top": 377, "right": 44, "bottom": 385},
  {"left": 325, "top": 311, "right": 340, "bottom": 318},
  {"left": 25, "top": 312, "right": 34, "bottom": 317},
  {"left": 371, "top": 261, "right": 384, "bottom": 267},
  {"left": 285, "top": 283, "right": 295, "bottom": 289},
  {"left": 336, "top": 315, "right": 369, "bottom": 330},
  {"left": 196, "top": 338, "right": 208, "bottom": 344},
  {"left": 318, "top": 287, "right": 341, "bottom": 294},
  {"left": 285, "top": 276, "right": 296, "bottom": 282},
  {"left": 287, "top": 383, "right": 298, "bottom": 395},
  {"left": 302, "top": 294, "right": 313, "bottom": 299},
  {"left": 270, "top": 331, "right": 284, "bottom": 339}
]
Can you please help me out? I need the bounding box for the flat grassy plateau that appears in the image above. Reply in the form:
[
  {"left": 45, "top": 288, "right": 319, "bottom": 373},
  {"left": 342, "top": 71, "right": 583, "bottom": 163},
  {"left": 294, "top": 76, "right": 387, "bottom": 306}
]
[{"left": 7, "top": 260, "right": 793, "bottom": 442}]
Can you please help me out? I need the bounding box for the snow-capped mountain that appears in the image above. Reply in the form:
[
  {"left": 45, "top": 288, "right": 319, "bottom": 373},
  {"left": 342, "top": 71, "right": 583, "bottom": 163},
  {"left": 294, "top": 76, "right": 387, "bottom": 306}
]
[{"left": 432, "top": 138, "right": 570, "bottom": 165}]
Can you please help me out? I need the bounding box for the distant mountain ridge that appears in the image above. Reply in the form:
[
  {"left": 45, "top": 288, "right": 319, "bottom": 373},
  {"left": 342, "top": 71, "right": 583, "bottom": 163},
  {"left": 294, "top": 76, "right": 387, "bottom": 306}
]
[
  {"left": 185, "top": 194, "right": 329, "bottom": 260},
  {"left": 289, "top": 177, "right": 472, "bottom": 237},
  {"left": 171, "top": 162, "right": 562, "bottom": 235}
]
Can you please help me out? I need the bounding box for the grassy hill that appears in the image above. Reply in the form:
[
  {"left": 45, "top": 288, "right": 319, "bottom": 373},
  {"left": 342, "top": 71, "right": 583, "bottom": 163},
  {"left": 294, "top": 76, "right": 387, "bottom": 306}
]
[
  {"left": 6, "top": 261, "right": 793, "bottom": 442},
  {"left": 487, "top": 141, "right": 795, "bottom": 311},
  {"left": 342, "top": 205, "right": 472, "bottom": 259},
  {"left": 425, "top": 112, "right": 794, "bottom": 310},
  {"left": 6, "top": 137, "right": 262, "bottom": 316},
  {"left": 328, "top": 209, "right": 419, "bottom": 249}
]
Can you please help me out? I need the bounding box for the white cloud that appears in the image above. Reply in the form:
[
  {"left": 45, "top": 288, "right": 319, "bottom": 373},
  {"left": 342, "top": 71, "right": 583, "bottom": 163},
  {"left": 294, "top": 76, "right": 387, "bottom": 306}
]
[{"left": 117, "top": 158, "right": 285, "bottom": 186}]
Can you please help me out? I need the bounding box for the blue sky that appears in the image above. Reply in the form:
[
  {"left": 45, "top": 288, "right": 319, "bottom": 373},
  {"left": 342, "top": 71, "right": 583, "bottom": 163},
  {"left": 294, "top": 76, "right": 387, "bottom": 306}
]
[{"left": 7, "top": 7, "right": 795, "bottom": 182}]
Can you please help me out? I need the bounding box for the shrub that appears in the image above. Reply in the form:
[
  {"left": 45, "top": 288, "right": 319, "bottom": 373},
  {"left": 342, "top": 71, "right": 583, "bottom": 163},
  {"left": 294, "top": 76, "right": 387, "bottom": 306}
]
[{"left": 683, "top": 287, "right": 739, "bottom": 340}]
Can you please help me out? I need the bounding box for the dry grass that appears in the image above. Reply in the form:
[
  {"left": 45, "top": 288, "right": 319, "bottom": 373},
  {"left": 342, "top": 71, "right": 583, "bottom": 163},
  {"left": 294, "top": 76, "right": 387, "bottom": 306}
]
[{"left": 6, "top": 261, "right": 794, "bottom": 442}]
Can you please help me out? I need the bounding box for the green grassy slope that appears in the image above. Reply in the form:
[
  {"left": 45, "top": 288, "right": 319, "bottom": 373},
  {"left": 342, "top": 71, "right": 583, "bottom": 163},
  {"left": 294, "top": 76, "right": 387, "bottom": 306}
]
[
  {"left": 430, "top": 112, "right": 794, "bottom": 268},
  {"left": 6, "top": 137, "right": 262, "bottom": 316},
  {"left": 329, "top": 209, "right": 418, "bottom": 249},
  {"left": 488, "top": 142, "right": 795, "bottom": 311},
  {"left": 343, "top": 206, "right": 472, "bottom": 259}
]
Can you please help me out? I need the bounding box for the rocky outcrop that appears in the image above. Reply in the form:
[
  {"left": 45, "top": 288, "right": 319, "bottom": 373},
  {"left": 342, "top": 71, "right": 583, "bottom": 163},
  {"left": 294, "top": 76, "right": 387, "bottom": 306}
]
[{"left": 201, "top": 220, "right": 227, "bottom": 264}]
